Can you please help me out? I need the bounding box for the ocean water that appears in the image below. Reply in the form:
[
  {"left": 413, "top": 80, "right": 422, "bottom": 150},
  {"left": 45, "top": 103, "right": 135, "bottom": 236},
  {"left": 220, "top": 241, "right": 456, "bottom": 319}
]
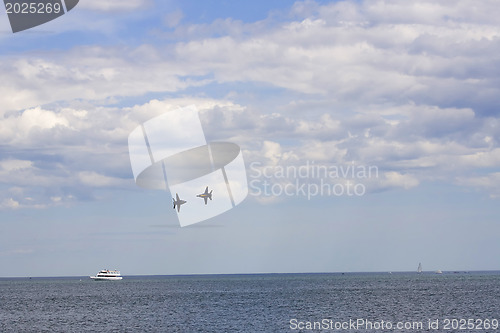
[{"left": 0, "top": 272, "right": 499, "bottom": 332}]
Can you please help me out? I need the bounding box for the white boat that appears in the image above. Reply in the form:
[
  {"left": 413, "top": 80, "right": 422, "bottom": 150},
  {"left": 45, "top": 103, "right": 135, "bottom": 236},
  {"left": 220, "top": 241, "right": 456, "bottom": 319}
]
[
  {"left": 435, "top": 270, "right": 443, "bottom": 274},
  {"left": 90, "top": 269, "right": 123, "bottom": 281},
  {"left": 417, "top": 263, "right": 422, "bottom": 273}
]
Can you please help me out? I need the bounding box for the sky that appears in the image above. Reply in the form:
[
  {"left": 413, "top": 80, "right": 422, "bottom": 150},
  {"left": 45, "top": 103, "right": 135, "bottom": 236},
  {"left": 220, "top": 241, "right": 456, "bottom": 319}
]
[{"left": 0, "top": 0, "right": 499, "bottom": 277}]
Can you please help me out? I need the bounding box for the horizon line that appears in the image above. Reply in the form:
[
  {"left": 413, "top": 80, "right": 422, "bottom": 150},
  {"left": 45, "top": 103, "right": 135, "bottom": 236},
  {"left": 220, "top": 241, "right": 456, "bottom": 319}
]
[{"left": 1, "top": 269, "right": 499, "bottom": 279}]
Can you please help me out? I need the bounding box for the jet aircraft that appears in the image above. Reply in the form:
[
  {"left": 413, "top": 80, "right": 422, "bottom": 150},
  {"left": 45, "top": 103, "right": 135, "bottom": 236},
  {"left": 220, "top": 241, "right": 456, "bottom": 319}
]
[
  {"left": 172, "top": 193, "right": 186, "bottom": 212},
  {"left": 197, "top": 186, "right": 213, "bottom": 205}
]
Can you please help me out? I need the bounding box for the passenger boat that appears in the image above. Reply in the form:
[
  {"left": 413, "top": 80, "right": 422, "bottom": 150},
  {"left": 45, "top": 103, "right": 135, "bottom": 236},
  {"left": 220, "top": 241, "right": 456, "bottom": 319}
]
[{"left": 90, "top": 269, "right": 122, "bottom": 281}]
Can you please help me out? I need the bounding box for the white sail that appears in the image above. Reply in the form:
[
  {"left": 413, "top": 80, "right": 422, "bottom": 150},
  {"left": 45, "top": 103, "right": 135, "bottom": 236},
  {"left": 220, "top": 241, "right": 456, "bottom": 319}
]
[{"left": 417, "top": 263, "right": 422, "bottom": 273}]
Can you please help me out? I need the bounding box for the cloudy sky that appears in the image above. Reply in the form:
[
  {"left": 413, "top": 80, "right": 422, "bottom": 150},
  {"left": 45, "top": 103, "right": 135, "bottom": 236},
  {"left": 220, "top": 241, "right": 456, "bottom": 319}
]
[{"left": 0, "top": 0, "right": 499, "bottom": 277}]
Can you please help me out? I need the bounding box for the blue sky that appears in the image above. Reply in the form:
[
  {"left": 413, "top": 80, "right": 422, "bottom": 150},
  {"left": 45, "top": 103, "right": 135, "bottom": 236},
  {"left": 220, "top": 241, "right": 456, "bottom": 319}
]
[{"left": 0, "top": 0, "right": 499, "bottom": 277}]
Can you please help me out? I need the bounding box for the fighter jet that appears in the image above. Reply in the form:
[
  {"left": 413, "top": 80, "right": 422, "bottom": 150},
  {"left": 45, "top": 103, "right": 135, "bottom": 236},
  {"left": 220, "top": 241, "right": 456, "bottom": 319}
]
[
  {"left": 172, "top": 193, "right": 186, "bottom": 212},
  {"left": 196, "top": 186, "right": 213, "bottom": 205}
]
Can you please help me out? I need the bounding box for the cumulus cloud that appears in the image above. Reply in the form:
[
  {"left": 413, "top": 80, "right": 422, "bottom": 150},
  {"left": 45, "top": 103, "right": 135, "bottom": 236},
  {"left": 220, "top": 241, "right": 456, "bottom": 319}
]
[
  {"left": 0, "top": 159, "right": 33, "bottom": 172},
  {"left": 0, "top": 198, "right": 20, "bottom": 210},
  {"left": 166, "top": 1, "right": 500, "bottom": 113},
  {"left": 0, "top": 46, "right": 209, "bottom": 114},
  {"left": 0, "top": 98, "right": 251, "bottom": 209},
  {"left": 380, "top": 171, "right": 420, "bottom": 190},
  {"left": 2, "top": 0, "right": 500, "bottom": 207},
  {"left": 3, "top": 0, "right": 500, "bottom": 114}
]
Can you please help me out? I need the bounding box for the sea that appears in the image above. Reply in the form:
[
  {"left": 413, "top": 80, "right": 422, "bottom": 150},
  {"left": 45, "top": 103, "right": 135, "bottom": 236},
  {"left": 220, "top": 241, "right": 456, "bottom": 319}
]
[{"left": 0, "top": 271, "right": 498, "bottom": 332}]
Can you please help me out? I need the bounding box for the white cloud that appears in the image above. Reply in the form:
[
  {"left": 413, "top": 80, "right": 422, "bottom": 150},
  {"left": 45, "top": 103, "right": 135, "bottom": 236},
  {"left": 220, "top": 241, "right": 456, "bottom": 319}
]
[
  {"left": 0, "top": 106, "right": 75, "bottom": 146},
  {"left": 2, "top": 0, "right": 500, "bottom": 204},
  {"left": 17, "top": 106, "right": 69, "bottom": 130},
  {"left": 455, "top": 172, "right": 500, "bottom": 198},
  {"left": 458, "top": 149, "right": 500, "bottom": 168},
  {"left": 0, "top": 98, "right": 250, "bottom": 208},
  {"left": 3, "top": 1, "right": 499, "bottom": 115},
  {"left": 78, "top": 0, "right": 153, "bottom": 12},
  {"left": 380, "top": 171, "right": 420, "bottom": 190},
  {"left": 165, "top": 1, "right": 500, "bottom": 112},
  {"left": 0, "top": 198, "right": 20, "bottom": 210},
  {"left": 164, "top": 9, "right": 184, "bottom": 28},
  {"left": 77, "top": 171, "right": 128, "bottom": 188},
  {"left": 0, "top": 159, "right": 33, "bottom": 172},
  {"left": 0, "top": 47, "right": 204, "bottom": 114}
]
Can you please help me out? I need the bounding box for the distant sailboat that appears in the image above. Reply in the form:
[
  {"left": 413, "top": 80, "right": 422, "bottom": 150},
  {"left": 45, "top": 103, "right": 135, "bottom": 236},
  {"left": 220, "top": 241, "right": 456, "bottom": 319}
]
[
  {"left": 435, "top": 270, "right": 443, "bottom": 274},
  {"left": 417, "top": 262, "right": 422, "bottom": 273}
]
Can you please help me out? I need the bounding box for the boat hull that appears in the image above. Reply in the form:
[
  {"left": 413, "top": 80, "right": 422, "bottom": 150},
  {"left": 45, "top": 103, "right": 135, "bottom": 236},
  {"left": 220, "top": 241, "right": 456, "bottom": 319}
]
[{"left": 89, "top": 276, "right": 122, "bottom": 281}]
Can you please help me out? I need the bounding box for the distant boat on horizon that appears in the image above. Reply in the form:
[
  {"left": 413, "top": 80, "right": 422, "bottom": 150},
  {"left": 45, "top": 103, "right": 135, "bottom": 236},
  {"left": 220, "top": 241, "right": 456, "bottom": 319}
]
[
  {"left": 90, "top": 269, "right": 122, "bottom": 281},
  {"left": 417, "top": 263, "right": 422, "bottom": 273},
  {"left": 435, "top": 270, "right": 443, "bottom": 274}
]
